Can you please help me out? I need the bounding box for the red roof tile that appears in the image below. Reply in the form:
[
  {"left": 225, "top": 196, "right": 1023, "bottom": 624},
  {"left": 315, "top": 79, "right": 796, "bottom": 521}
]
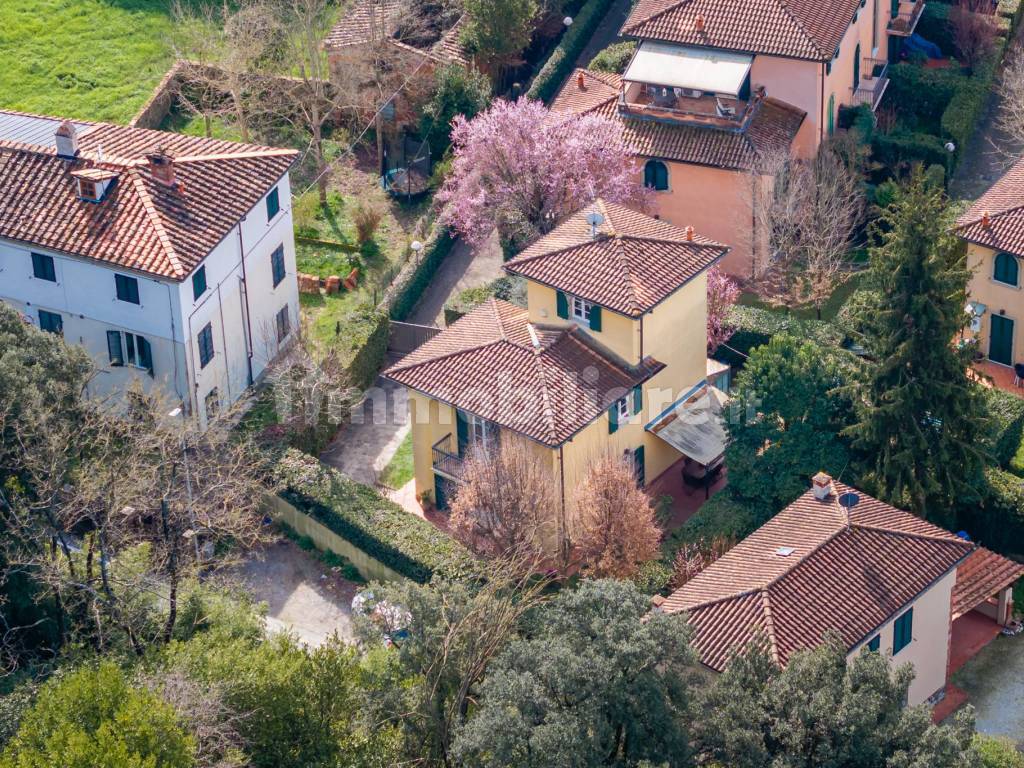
[
  {"left": 0, "top": 111, "right": 297, "bottom": 280},
  {"left": 552, "top": 70, "right": 805, "bottom": 172},
  {"left": 504, "top": 199, "right": 727, "bottom": 316},
  {"left": 956, "top": 156, "right": 1024, "bottom": 257},
  {"left": 621, "top": 0, "right": 861, "bottom": 61},
  {"left": 324, "top": 0, "right": 469, "bottom": 66},
  {"left": 383, "top": 299, "right": 664, "bottom": 445},
  {"left": 951, "top": 547, "right": 1024, "bottom": 619},
  {"left": 662, "top": 482, "right": 974, "bottom": 670}
]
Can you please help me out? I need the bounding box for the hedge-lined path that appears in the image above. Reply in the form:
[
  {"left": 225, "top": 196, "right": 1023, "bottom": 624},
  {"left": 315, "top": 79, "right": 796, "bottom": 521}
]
[
  {"left": 406, "top": 231, "right": 504, "bottom": 326},
  {"left": 949, "top": 32, "right": 1024, "bottom": 201},
  {"left": 223, "top": 539, "right": 357, "bottom": 646},
  {"left": 568, "top": 0, "right": 633, "bottom": 72},
  {"left": 320, "top": 371, "right": 409, "bottom": 486}
]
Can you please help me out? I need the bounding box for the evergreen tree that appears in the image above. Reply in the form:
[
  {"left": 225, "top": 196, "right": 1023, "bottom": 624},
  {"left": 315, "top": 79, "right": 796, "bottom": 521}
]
[{"left": 842, "top": 169, "right": 989, "bottom": 524}]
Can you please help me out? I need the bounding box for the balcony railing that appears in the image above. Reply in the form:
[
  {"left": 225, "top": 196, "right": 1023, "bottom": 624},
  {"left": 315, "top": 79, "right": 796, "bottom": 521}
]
[
  {"left": 888, "top": 0, "right": 925, "bottom": 35},
  {"left": 431, "top": 434, "right": 464, "bottom": 481},
  {"left": 854, "top": 58, "right": 890, "bottom": 110},
  {"left": 618, "top": 86, "right": 764, "bottom": 129}
]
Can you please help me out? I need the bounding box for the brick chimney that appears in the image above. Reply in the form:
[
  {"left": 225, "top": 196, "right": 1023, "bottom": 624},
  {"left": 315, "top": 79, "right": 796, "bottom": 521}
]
[
  {"left": 577, "top": 71, "right": 586, "bottom": 90},
  {"left": 146, "top": 149, "right": 176, "bottom": 187},
  {"left": 812, "top": 471, "right": 833, "bottom": 501},
  {"left": 695, "top": 13, "right": 706, "bottom": 31},
  {"left": 982, "top": 210, "right": 991, "bottom": 228},
  {"left": 685, "top": 225, "right": 695, "bottom": 241},
  {"left": 54, "top": 120, "right": 79, "bottom": 159}
]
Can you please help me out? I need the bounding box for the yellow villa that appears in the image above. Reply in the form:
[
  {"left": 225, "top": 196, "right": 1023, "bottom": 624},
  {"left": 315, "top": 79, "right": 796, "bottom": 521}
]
[
  {"left": 553, "top": 0, "right": 924, "bottom": 278},
  {"left": 383, "top": 200, "right": 729, "bottom": 544},
  {"left": 957, "top": 156, "right": 1024, "bottom": 382}
]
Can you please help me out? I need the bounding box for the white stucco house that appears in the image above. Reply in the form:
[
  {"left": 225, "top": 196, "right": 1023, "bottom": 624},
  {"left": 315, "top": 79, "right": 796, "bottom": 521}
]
[{"left": 0, "top": 111, "right": 300, "bottom": 426}]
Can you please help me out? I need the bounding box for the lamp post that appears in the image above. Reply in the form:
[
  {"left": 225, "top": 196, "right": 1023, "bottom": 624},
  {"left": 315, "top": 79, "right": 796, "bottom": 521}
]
[{"left": 411, "top": 240, "right": 424, "bottom": 264}]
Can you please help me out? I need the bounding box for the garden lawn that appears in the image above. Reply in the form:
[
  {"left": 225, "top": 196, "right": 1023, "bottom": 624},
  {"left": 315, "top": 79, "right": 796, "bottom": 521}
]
[
  {"left": 379, "top": 433, "right": 414, "bottom": 489},
  {"left": 738, "top": 272, "right": 864, "bottom": 322},
  {"left": 0, "top": 0, "right": 196, "bottom": 123}
]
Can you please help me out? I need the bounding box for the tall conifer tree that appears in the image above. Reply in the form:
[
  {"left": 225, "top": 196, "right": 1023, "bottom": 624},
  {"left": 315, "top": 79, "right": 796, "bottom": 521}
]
[{"left": 842, "top": 169, "right": 989, "bottom": 524}]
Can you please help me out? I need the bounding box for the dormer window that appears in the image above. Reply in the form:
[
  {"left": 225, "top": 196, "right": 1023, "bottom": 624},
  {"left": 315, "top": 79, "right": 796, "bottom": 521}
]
[
  {"left": 78, "top": 178, "right": 98, "bottom": 200},
  {"left": 71, "top": 168, "right": 118, "bottom": 203}
]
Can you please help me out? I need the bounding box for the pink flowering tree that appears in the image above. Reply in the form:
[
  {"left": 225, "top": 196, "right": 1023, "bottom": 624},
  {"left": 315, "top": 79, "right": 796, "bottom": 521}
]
[
  {"left": 707, "top": 266, "right": 740, "bottom": 354},
  {"left": 436, "top": 97, "right": 648, "bottom": 249}
]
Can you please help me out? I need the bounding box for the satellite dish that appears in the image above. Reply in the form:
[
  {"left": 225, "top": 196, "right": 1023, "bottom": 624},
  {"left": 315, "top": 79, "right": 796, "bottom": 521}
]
[
  {"left": 838, "top": 492, "right": 860, "bottom": 510},
  {"left": 585, "top": 210, "right": 605, "bottom": 238}
]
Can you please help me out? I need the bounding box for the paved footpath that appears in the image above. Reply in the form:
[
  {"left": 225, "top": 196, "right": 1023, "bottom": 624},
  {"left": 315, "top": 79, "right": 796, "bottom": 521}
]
[{"left": 949, "top": 28, "right": 1024, "bottom": 201}]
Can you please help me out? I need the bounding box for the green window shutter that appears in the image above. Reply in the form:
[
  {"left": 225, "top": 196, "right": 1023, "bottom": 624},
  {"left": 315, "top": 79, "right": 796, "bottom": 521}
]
[
  {"left": 589, "top": 305, "right": 602, "bottom": 332},
  {"left": 556, "top": 291, "right": 569, "bottom": 319},
  {"left": 891, "top": 0, "right": 899, "bottom": 18},
  {"left": 608, "top": 403, "right": 619, "bottom": 434},
  {"left": 827, "top": 94, "right": 835, "bottom": 136},
  {"left": 867, "top": 635, "right": 880, "bottom": 652},
  {"left": 456, "top": 409, "right": 469, "bottom": 456},
  {"left": 632, "top": 385, "right": 642, "bottom": 415},
  {"left": 106, "top": 331, "right": 123, "bottom": 366},
  {"left": 893, "top": 608, "right": 913, "bottom": 654},
  {"left": 995, "top": 253, "right": 1019, "bottom": 286},
  {"left": 633, "top": 445, "right": 645, "bottom": 486},
  {"left": 137, "top": 336, "right": 154, "bottom": 377}
]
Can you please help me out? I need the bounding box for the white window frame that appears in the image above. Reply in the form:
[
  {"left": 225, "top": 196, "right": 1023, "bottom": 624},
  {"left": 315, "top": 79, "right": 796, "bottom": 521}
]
[
  {"left": 615, "top": 394, "right": 631, "bottom": 422},
  {"left": 570, "top": 295, "right": 592, "bottom": 323},
  {"left": 469, "top": 413, "right": 491, "bottom": 445}
]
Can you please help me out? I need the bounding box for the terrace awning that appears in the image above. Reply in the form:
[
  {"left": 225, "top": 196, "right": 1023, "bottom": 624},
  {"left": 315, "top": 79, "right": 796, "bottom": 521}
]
[
  {"left": 623, "top": 41, "right": 753, "bottom": 96},
  {"left": 647, "top": 383, "right": 729, "bottom": 466}
]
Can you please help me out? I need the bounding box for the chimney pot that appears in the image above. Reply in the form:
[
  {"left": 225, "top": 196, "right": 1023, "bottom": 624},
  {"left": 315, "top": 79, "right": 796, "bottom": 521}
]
[
  {"left": 695, "top": 13, "right": 705, "bottom": 31},
  {"left": 811, "top": 471, "right": 833, "bottom": 501},
  {"left": 146, "top": 149, "right": 176, "bottom": 187},
  {"left": 982, "top": 210, "right": 991, "bottom": 227},
  {"left": 577, "top": 71, "right": 586, "bottom": 90},
  {"left": 685, "top": 225, "right": 694, "bottom": 241}
]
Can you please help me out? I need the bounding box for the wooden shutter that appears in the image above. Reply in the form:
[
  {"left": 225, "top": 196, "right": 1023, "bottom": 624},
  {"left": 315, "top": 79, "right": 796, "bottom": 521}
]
[
  {"left": 456, "top": 409, "right": 469, "bottom": 456},
  {"left": 608, "top": 402, "right": 619, "bottom": 434},
  {"left": 632, "top": 385, "right": 642, "bottom": 415},
  {"left": 137, "top": 336, "right": 154, "bottom": 377},
  {"left": 106, "top": 331, "right": 123, "bottom": 365},
  {"left": 633, "top": 445, "right": 645, "bottom": 486},
  {"left": 589, "top": 305, "right": 602, "bottom": 332},
  {"left": 556, "top": 291, "right": 569, "bottom": 319}
]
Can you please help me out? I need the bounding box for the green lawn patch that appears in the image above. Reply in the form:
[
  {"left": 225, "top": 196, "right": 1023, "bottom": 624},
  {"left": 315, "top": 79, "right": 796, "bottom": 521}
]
[
  {"left": 379, "top": 432, "right": 414, "bottom": 489},
  {"left": 0, "top": 0, "right": 200, "bottom": 122},
  {"left": 737, "top": 272, "right": 864, "bottom": 323}
]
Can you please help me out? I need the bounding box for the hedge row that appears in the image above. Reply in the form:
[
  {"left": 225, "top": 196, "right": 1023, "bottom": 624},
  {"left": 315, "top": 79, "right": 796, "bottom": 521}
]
[
  {"left": 526, "top": 0, "right": 617, "bottom": 103},
  {"left": 387, "top": 228, "right": 456, "bottom": 321},
  {"left": 970, "top": 468, "right": 1024, "bottom": 557},
  {"left": 985, "top": 387, "right": 1024, "bottom": 472},
  {"left": 712, "top": 305, "right": 845, "bottom": 367},
  {"left": 272, "top": 449, "right": 478, "bottom": 583},
  {"left": 342, "top": 305, "right": 390, "bottom": 391},
  {"left": 940, "top": 52, "right": 1000, "bottom": 157}
]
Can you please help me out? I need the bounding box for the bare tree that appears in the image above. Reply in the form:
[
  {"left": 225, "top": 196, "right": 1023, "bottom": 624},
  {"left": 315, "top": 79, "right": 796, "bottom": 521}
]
[
  {"left": 750, "top": 144, "right": 864, "bottom": 318},
  {"left": 670, "top": 536, "right": 734, "bottom": 589},
  {"left": 950, "top": 0, "right": 999, "bottom": 72},
  {"left": 573, "top": 455, "right": 660, "bottom": 578},
  {"left": 449, "top": 440, "right": 559, "bottom": 563},
  {"left": 171, "top": 0, "right": 282, "bottom": 141},
  {"left": 996, "top": 46, "right": 1024, "bottom": 154}
]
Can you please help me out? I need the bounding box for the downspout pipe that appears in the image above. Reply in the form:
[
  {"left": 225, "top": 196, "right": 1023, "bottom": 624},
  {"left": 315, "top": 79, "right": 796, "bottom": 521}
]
[{"left": 236, "top": 217, "right": 255, "bottom": 387}]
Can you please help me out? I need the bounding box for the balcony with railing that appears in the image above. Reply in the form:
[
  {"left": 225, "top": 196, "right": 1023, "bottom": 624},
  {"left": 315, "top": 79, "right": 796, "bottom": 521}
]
[
  {"left": 854, "top": 58, "right": 890, "bottom": 110},
  {"left": 431, "top": 434, "right": 464, "bottom": 481},
  {"left": 618, "top": 81, "right": 764, "bottom": 129},
  {"left": 888, "top": 0, "right": 925, "bottom": 35}
]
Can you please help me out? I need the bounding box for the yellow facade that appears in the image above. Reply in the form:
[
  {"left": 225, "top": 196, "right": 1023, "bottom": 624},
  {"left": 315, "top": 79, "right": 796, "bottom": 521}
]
[
  {"left": 407, "top": 270, "right": 709, "bottom": 522},
  {"left": 966, "top": 242, "right": 1024, "bottom": 367}
]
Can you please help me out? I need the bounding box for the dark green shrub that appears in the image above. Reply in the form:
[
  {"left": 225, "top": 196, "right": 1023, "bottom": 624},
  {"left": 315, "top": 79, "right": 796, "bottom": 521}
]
[
  {"left": 589, "top": 41, "right": 636, "bottom": 74},
  {"left": 420, "top": 64, "right": 492, "bottom": 157},
  {"left": 526, "top": 0, "right": 617, "bottom": 103},
  {"left": 965, "top": 467, "right": 1024, "bottom": 556},
  {"left": 661, "top": 492, "right": 763, "bottom": 563},
  {"left": 272, "top": 449, "right": 477, "bottom": 583},
  {"left": 985, "top": 387, "right": 1024, "bottom": 469},
  {"left": 941, "top": 53, "right": 1000, "bottom": 160},
  {"left": 630, "top": 559, "right": 673, "bottom": 596},
  {"left": 388, "top": 229, "right": 456, "bottom": 321},
  {"left": 341, "top": 304, "right": 389, "bottom": 391},
  {"left": 915, "top": 2, "right": 955, "bottom": 55},
  {"left": 887, "top": 62, "right": 961, "bottom": 127},
  {"left": 871, "top": 130, "right": 950, "bottom": 170},
  {"left": 712, "top": 305, "right": 844, "bottom": 367}
]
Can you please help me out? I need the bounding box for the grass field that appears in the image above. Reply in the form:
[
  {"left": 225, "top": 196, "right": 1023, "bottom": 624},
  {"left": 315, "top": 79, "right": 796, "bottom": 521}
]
[{"left": 0, "top": 0, "right": 188, "bottom": 122}]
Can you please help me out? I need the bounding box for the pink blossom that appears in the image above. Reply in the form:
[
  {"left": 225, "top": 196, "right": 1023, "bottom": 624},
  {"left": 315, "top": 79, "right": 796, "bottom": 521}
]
[
  {"left": 436, "top": 97, "right": 649, "bottom": 248},
  {"left": 707, "top": 266, "right": 740, "bottom": 354}
]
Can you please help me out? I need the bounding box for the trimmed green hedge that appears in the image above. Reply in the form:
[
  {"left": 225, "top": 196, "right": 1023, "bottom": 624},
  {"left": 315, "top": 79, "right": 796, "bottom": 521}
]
[
  {"left": 871, "top": 130, "right": 950, "bottom": 170},
  {"left": 712, "top": 305, "right": 845, "bottom": 367},
  {"left": 272, "top": 449, "right": 477, "bottom": 583},
  {"left": 986, "top": 388, "right": 1024, "bottom": 471},
  {"left": 887, "top": 62, "right": 961, "bottom": 127},
  {"left": 941, "top": 53, "right": 1000, "bottom": 160},
  {"left": 589, "top": 41, "right": 636, "bottom": 74},
  {"left": 971, "top": 467, "right": 1024, "bottom": 556},
  {"left": 343, "top": 305, "right": 390, "bottom": 391},
  {"left": 388, "top": 229, "right": 456, "bottom": 321},
  {"left": 526, "top": 0, "right": 617, "bottom": 103}
]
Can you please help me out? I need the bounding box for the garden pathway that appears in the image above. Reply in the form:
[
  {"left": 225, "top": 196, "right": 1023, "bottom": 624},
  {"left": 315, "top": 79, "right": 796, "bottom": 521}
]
[
  {"left": 406, "top": 231, "right": 504, "bottom": 326},
  {"left": 949, "top": 28, "right": 1024, "bottom": 201},
  {"left": 568, "top": 0, "right": 634, "bottom": 74}
]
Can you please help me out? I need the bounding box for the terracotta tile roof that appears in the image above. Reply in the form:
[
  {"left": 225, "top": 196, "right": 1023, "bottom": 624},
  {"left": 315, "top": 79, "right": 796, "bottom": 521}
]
[
  {"left": 956, "top": 156, "right": 1024, "bottom": 257},
  {"left": 383, "top": 299, "right": 664, "bottom": 445},
  {"left": 504, "top": 199, "right": 727, "bottom": 316},
  {"left": 324, "top": 0, "right": 469, "bottom": 66},
  {"left": 662, "top": 482, "right": 975, "bottom": 670},
  {"left": 951, "top": 547, "right": 1024, "bottom": 619},
  {"left": 552, "top": 70, "right": 805, "bottom": 172},
  {"left": 0, "top": 110, "right": 297, "bottom": 280},
  {"left": 621, "top": 0, "right": 861, "bottom": 61}
]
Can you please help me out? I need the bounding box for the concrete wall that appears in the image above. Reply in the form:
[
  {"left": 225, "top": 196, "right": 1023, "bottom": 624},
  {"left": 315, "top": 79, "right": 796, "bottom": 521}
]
[
  {"left": 966, "top": 242, "right": 1024, "bottom": 368},
  {"left": 847, "top": 568, "right": 958, "bottom": 706}
]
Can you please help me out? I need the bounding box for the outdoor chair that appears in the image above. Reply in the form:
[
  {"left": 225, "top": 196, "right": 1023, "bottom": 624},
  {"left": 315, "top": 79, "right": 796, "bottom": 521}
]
[{"left": 1014, "top": 363, "right": 1024, "bottom": 387}]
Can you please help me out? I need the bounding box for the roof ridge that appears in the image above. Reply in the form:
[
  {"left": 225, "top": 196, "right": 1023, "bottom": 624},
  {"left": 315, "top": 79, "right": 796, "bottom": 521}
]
[
  {"left": 669, "top": 586, "right": 766, "bottom": 613},
  {"left": 849, "top": 521, "right": 974, "bottom": 548},
  {"left": 760, "top": 589, "right": 782, "bottom": 664},
  {"left": 958, "top": 202, "right": 1024, "bottom": 229},
  {"left": 128, "top": 169, "right": 187, "bottom": 278},
  {"left": 505, "top": 241, "right": 589, "bottom": 268},
  {"left": 613, "top": 236, "right": 643, "bottom": 315},
  {"left": 386, "top": 338, "right": 507, "bottom": 374},
  {"left": 622, "top": 0, "right": 691, "bottom": 37},
  {"left": 772, "top": 0, "right": 827, "bottom": 59},
  {"left": 166, "top": 148, "right": 300, "bottom": 163},
  {"left": 529, "top": 335, "right": 560, "bottom": 443},
  {"left": 489, "top": 298, "right": 511, "bottom": 343}
]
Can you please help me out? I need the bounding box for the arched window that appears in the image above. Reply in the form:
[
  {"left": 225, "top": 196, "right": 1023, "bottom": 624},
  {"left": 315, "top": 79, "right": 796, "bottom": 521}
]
[
  {"left": 644, "top": 159, "right": 669, "bottom": 191},
  {"left": 994, "top": 252, "right": 1019, "bottom": 286}
]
